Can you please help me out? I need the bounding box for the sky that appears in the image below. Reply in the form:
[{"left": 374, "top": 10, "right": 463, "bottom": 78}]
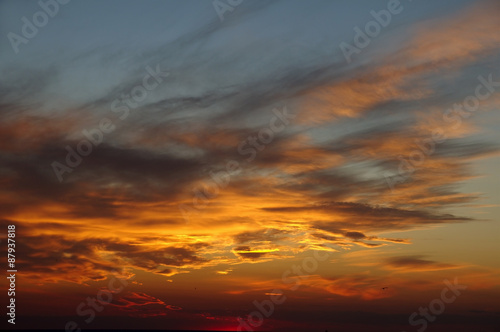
[{"left": 0, "top": 0, "right": 499, "bottom": 331}]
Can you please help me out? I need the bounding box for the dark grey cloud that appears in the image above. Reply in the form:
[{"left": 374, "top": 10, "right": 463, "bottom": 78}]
[
  {"left": 232, "top": 245, "right": 270, "bottom": 260},
  {"left": 263, "top": 201, "right": 472, "bottom": 231},
  {"left": 384, "top": 255, "right": 458, "bottom": 270},
  {"left": 9, "top": 232, "right": 210, "bottom": 282},
  {"left": 233, "top": 228, "right": 291, "bottom": 245}
]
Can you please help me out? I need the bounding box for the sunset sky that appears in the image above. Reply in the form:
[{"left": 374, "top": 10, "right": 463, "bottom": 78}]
[{"left": 0, "top": 0, "right": 499, "bottom": 331}]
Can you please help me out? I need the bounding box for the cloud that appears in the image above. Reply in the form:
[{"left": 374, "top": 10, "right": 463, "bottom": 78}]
[
  {"left": 232, "top": 246, "right": 280, "bottom": 260},
  {"left": 0, "top": 5, "right": 498, "bottom": 326},
  {"left": 233, "top": 228, "right": 291, "bottom": 245},
  {"left": 384, "top": 255, "right": 460, "bottom": 272},
  {"left": 9, "top": 232, "right": 210, "bottom": 284},
  {"left": 344, "top": 231, "right": 365, "bottom": 240},
  {"left": 110, "top": 291, "right": 182, "bottom": 317},
  {"left": 263, "top": 202, "right": 472, "bottom": 231},
  {"left": 292, "top": 274, "right": 396, "bottom": 300}
]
